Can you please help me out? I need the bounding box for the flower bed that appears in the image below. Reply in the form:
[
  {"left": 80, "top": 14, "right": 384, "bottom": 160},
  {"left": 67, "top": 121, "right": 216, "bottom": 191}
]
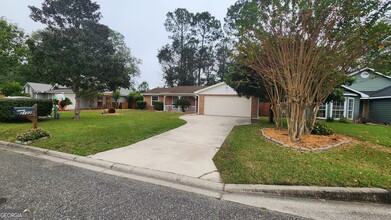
[{"left": 16, "top": 128, "right": 50, "bottom": 144}]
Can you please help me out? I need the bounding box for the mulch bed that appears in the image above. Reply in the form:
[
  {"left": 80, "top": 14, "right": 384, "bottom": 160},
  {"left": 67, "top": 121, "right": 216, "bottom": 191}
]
[{"left": 263, "top": 128, "right": 351, "bottom": 149}]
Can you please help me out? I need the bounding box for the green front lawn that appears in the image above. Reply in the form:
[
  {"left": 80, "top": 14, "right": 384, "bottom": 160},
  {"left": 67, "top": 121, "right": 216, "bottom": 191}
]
[
  {"left": 0, "top": 110, "right": 185, "bottom": 156},
  {"left": 214, "top": 119, "right": 391, "bottom": 188},
  {"left": 325, "top": 122, "right": 391, "bottom": 147}
]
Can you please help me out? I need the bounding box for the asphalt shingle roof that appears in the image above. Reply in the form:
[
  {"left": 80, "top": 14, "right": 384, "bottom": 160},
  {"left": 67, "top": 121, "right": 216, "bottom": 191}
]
[
  {"left": 144, "top": 86, "right": 207, "bottom": 94},
  {"left": 370, "top": 86, "right": 391, "bottom": 98},
  {"left": 27, "top": 82, "right": 53, "bottom": 92}
]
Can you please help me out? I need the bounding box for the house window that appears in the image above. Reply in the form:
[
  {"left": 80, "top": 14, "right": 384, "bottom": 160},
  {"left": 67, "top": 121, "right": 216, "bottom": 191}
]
[
  {"left": 317, "top": 103, "right": 327, "bottom": 119},
  {"left": 332, "top": 101, "right": 344, "bottom": 119},
  {"left": 152, "top": 96, "right": 159, "bottom": 105},
  {"left": 347, "top": 98, "right": 354, "bottom": 120}
]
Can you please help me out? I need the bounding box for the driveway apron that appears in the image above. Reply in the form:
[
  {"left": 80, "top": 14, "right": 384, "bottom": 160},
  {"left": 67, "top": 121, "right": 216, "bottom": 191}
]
[{"left": 92, "top": 115, "right": 250, "bottom": 182}]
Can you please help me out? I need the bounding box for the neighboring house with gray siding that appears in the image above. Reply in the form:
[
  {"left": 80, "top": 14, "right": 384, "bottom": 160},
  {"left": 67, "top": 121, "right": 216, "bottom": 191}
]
[
  {"left": 317, "top": 68, "right": 391, "bottom": 124},
  {"left": 22, "top": 82, "right": 131, "bottom": 110}
]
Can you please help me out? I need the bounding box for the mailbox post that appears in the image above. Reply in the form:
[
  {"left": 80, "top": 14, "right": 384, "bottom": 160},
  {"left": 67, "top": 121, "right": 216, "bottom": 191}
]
[{"left": 13, "top": 104, "right": 38, "bottom": 129}]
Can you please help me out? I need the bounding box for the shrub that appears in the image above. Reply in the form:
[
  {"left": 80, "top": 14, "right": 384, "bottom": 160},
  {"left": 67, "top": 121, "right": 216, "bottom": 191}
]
[
  {"left": 311, "top": 122, "right": 334, "bottom": 135},
  {"left": 174, "top": 98, "right": 191, "bottom": 112},
  {"left": 16, "top": 128, "right": 50, "bottom": 143},
  {"left": 0, "top": 99, "right": 53, "bottom": 122},
  {"left": 359, "top": 117, "right": 369, "bottom": 124},
  {"left": 153, "top": 102, "right": 163, "bottom": 111},
  {"left": 1, "top": 81, "right": 23, "bottom": 96},
  {"left": 339, "top": 116, "right": 350, "bottom": 123},
  {"left": 325, "top": 117, "right": 334, "bottom": 122},
  {"left": 136, "top": 101, "right": 147, "bottom": 110}
]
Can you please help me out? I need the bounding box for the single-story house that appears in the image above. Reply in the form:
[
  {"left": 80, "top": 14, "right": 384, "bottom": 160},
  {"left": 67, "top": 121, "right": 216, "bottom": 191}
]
[
  {"left": 22, "top": 82, "right": 131, "bottom": 110},
  {"left": 143, "top": 82, "right": 259, "bottom": 118},
  {"left": 317, "top": 68, "right": 391, "bottom": 124}
]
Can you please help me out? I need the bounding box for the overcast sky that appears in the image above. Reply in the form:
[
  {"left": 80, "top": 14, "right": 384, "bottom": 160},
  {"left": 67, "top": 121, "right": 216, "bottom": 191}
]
[{"left": 0, "top": 0, "right": 237, "bottom": 88}]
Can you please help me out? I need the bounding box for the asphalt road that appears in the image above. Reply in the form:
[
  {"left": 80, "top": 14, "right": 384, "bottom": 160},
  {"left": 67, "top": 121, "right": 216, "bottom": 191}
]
[{"left": 0, "top": 150, "right": 302, "bottom": 220}]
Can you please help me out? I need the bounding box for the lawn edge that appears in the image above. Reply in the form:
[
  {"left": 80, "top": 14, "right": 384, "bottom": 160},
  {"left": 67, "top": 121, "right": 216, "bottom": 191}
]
[{"left": 0, "top": 140, "right": 390, "bottom": 204}]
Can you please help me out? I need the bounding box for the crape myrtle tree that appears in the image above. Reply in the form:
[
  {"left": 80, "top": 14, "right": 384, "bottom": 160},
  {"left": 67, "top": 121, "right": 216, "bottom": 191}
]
[
  {"left": 226, "top": 0, "right": 390, "bottom": 141},
  {"left": 27, "top": 0, "right": 139, "bottom": 120}
]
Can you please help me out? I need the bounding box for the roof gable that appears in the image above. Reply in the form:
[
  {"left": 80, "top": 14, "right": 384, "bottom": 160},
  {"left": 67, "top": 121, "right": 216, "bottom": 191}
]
[
  {"left": 24, "top": 82, "right": 53, "bottom": 92},
  {"left": 195, "top": 82, "right": 239, "bottom": 95},
  {"left": 348, "top": 68, "right": 391, "bottom": 92}
]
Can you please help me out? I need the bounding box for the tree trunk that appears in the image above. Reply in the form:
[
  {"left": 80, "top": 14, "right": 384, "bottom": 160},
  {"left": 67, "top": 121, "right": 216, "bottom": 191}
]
[
  {"left": 287, "top": 101, "right": 307, "bottom": 141},
  {"left": 268, "top": 107, "right": 274, "bottom": 124},
  {"left": 271, "top": 102, "right": 282, "bottom": 130},
  {"left": 306, "top": 103, "right": 321, "bottom": 134},
  {"left": 73, "top": 93, "right": 81, "bottom": 120}
]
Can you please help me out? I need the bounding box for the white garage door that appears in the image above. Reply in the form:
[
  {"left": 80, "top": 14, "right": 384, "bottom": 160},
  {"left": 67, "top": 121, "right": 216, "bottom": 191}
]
[{"left": 204, "top": 96, "right": 251, "bottom": 117}]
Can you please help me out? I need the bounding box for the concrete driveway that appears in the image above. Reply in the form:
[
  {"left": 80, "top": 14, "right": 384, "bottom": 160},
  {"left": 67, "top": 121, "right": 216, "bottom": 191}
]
[{"left": 92, "top": 115, "right": 250, "bottom": 182}]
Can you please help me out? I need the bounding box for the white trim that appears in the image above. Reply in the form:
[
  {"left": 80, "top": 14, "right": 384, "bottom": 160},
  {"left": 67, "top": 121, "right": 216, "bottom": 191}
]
[
  {"left": 316, "top": 103, "right": 328, "bottom": 119},
  {"left": 142, "top": 93, "right": 161, "bottom": 96},
  {"left": 194, "top": 82, "right": 226, "bottom": 94},
  {"left": 341, "top": 85, "right": 369, "bottom": 98},
  {"left": 348, "top": 67, "right": 391, "bottom": 80},
  {"left": 330, "top": 101, "right": 345, "bottom": 120},
  {"left": 342, "top": 92, "right": 358, "bottom": 97},
  {"left": 366, "top": 96, "right": 391, "bottom": 100},
  {"left": 346, "top": 97, "right": 355, "bottom": 120},
  {"left": 163, "top": 96, "right": 166, "bottom": 111},
  {"left": 348, "top": 67, "right": 374, "bottom": 77}
]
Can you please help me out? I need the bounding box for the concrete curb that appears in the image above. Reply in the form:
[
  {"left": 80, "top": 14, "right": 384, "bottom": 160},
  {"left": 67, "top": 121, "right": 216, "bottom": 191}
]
[
  {"left": 0, "top": 141, "right": 389, "bottom": 204},
  {"left": 225, "top": 184, "right": 391, "bottom": 204}
]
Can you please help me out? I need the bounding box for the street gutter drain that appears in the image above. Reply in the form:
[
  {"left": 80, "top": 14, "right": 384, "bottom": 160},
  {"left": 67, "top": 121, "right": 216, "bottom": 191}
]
[{"left": 0, "top": 197, "right": 7, "bottom": 206}]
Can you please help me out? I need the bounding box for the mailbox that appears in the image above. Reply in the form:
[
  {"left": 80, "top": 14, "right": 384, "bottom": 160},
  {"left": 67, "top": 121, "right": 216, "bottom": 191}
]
[
  {"left": 12, "top": 104, "right": 37, "bottom": 129},
  {"left": 13, "top": 107, "right": 35, "bottom": 116}
]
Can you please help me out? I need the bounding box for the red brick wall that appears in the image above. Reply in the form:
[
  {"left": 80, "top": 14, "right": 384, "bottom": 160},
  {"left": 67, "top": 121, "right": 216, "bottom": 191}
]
[{"left": 143, "top": 95, "right": 153, "bottom": 110}]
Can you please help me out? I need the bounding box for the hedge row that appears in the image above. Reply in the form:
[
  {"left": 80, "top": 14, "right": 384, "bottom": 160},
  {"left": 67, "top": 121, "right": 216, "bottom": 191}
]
[
  {"left": 153, "top": 102, "right": 163, "bottom": 111},
  {"left": 136, "top": 101, "right": 147, "bottom": 110},
  {"left": 0, "top": 99, "right": 53, "bottom": 122}
]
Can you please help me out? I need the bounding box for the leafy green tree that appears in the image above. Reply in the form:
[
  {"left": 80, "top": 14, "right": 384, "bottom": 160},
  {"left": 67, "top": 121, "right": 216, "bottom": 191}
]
[
  {"left": 357, "top": 20, "right": 391, "bottom": 75},
  {"left": 192, "top": 12, "right": 223, "bottom": 85},
  {"left": 158, "top": 8, "right": 226, "bottom": 86},
  {"left": 215, "top": 37, "right": 232, "bottom": 82},
  {"left": 175, "top": 98, "right": 191, "bottom": 112},
  {"left": 28, "top": 0, "right": 139, "bottom": 119},
  {"left": 0, "top": 18, "right": 29, "bottom": 87},
  {"left": 137, "top": 81, "right": 149, "bottom": 93},
  {"left": 112, "top": 89, "right": 120, "bottom": 109},
  {"left": 127, "top": 91, "right": 142, "bottom": 108},
  {"left": 0, "top": 81, "right": 23, "bottom": 96},
  {"left": 158, "top": 8, "right": 195, "bottom": 86}
]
